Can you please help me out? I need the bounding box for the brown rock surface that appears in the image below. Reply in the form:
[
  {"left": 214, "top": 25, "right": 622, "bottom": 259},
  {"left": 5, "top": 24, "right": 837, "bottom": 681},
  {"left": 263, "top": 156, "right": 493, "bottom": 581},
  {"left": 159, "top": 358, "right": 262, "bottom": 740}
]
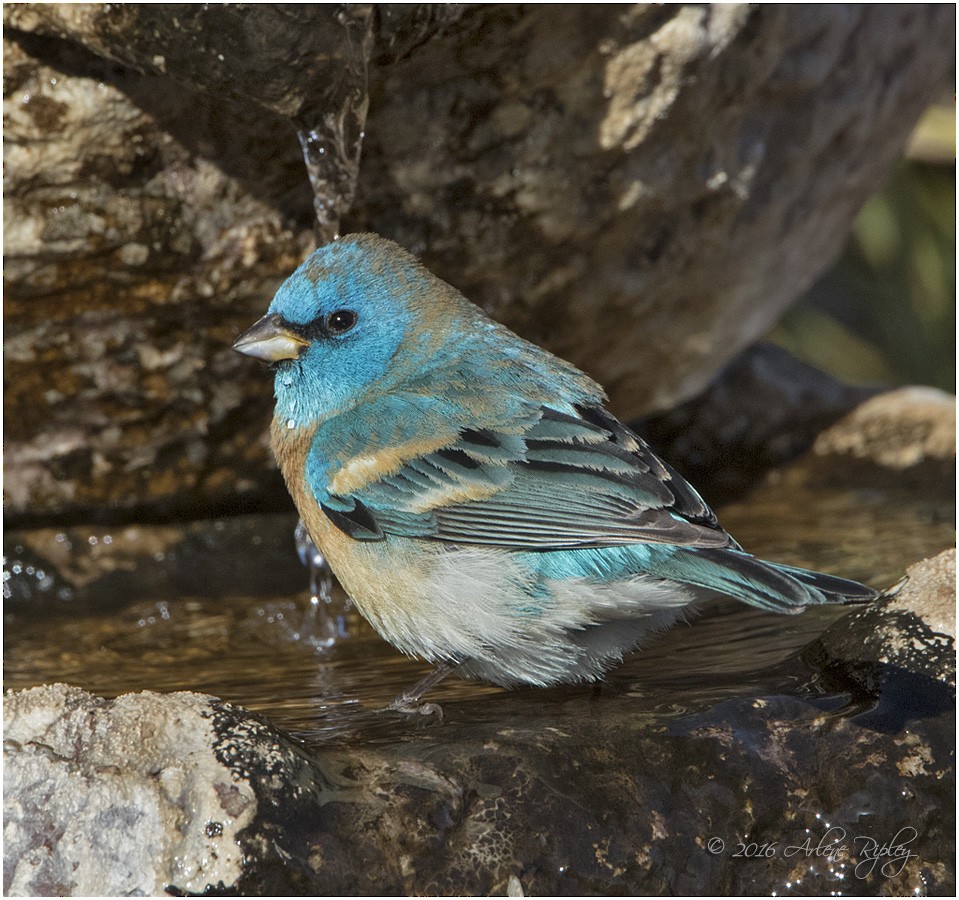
[
  {"left": 888, "top": 549, "right": 956, "bottom": 642},
  {"left": 813, "top": 386, "right": 957, "bottom": 470},
  {"left": 809, "top": 550, "right": 956, "bottom": 689},
  {"left": 351, "top": 5, "right": 954, "bottom": 414}
]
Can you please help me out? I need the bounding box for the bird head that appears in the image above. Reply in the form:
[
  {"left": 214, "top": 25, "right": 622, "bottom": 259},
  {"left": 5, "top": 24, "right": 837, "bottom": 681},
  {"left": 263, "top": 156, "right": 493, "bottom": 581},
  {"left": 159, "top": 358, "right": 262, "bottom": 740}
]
[{"left": 233, "top": 234, "right": 483, "bottom": 425}]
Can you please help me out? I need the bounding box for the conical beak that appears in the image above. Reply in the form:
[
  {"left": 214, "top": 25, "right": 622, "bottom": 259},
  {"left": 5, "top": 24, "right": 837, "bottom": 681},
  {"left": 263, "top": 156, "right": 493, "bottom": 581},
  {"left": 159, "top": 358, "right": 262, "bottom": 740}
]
[{"left": 232, "top": 313, "right": 310, "bottom": 362}]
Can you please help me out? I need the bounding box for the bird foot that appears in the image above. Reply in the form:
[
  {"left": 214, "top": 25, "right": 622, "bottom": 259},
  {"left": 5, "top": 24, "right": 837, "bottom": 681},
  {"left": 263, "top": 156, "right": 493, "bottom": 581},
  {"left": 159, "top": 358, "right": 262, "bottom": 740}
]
[
  {"left": 386, "top": 697, "right": 445, "bottom": 720},
  {"left": 382, "top": 661, "right": 458, "bottom": 720}
]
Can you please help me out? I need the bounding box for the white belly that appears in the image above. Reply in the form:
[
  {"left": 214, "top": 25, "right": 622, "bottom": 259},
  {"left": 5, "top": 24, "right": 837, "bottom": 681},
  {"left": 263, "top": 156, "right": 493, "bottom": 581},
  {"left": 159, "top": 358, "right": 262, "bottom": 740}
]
[{"left": 336, "top": 538, "right": 699, "bottom": 687}]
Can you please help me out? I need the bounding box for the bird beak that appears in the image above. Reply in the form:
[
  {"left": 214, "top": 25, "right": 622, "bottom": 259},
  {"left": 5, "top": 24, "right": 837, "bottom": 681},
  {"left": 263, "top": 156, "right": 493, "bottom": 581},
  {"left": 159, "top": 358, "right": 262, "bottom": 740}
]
[{"left": 232, "top": 313, "right": 310, "bottom": 362}]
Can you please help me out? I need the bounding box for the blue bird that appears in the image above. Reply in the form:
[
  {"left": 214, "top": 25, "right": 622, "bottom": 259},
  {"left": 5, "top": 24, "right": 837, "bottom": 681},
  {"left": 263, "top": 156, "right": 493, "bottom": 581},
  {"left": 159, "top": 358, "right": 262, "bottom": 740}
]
[{"left": 234, "top": 234, "right": 879, "bottom": 707}]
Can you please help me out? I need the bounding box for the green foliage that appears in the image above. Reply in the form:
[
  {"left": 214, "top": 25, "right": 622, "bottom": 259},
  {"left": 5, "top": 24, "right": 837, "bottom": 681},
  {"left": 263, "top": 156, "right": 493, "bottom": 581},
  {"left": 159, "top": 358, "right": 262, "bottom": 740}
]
[{"left": 773, "top": 156, "right": 955, "bottom": 392}]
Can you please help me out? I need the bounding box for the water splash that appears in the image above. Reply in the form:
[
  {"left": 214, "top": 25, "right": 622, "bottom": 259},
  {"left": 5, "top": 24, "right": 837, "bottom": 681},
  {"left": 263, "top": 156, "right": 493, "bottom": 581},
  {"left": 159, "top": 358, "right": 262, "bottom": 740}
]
[{"left": 294, "top": 519, "right": 351, "bottom": 649}]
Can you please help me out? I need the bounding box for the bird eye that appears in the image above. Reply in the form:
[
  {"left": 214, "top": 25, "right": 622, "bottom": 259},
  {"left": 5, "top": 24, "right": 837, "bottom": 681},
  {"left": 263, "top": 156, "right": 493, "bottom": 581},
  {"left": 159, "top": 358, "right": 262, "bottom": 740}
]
[{"left": 325, "top": 309, "right": 357, "bottom": 335}]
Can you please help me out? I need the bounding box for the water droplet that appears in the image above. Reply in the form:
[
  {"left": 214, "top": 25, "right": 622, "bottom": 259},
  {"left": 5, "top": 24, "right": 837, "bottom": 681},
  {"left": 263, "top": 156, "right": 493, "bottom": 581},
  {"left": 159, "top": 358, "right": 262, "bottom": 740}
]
[{"left": 286, "top": 418, "right": 296, "bottom": 429}]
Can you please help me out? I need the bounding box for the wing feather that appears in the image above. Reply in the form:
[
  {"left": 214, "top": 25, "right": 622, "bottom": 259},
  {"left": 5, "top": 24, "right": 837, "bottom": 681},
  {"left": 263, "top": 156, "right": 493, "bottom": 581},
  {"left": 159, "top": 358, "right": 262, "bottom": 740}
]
[{"left": 324, "top": 403, "right": 733, "bottom": 551}]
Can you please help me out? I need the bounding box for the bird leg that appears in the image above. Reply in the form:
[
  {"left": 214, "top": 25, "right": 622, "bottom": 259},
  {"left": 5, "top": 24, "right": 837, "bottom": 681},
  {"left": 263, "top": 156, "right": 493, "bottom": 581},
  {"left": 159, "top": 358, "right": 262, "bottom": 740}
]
[{"left": 387, "top": 661, "right": 458, "bottom": 718}]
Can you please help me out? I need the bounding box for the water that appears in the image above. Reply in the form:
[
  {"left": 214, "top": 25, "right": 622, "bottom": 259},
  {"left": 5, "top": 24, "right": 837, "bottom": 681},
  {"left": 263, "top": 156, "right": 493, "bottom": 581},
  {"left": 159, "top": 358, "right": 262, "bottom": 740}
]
[
  {"left": 4, "top": 448, "right": 952, "bottom": 743},
  {"left": 2, "top": 581, "right": 844, "bottom": 737},
  {"left": 295, "top": 7, "right": 372, "bottom": 243}
]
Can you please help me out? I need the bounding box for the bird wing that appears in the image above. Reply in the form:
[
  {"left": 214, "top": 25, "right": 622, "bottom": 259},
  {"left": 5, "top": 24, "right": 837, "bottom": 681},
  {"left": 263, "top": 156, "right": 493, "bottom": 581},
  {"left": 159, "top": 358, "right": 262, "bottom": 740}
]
[{"left": 320, "top": 403, "right": 735, "bottom": 551}]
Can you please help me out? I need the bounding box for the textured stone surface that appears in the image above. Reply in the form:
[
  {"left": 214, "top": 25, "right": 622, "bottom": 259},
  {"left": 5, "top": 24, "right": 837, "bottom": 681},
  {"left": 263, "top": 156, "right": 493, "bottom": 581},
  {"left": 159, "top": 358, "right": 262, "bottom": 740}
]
[
  {"left": 4, "top": 4, "right": 954, "bottom": 523},
  {"left": 810, "top": 550, "right": 956, "bottom": 690},
  {"left": 3, "top": 685, "right": 257, "bottom": 895},
  {"left": 3, "top": 27, "right": 312, "bottom": 522},
  {"left": 351, "top": 5, "right": 955, "bottom": 415},
  {"left": 813, "top": 386, "right": 957, "bottom": 469},
  {"left": 888, "top": 549, "right": 956, "bottom": 642}
]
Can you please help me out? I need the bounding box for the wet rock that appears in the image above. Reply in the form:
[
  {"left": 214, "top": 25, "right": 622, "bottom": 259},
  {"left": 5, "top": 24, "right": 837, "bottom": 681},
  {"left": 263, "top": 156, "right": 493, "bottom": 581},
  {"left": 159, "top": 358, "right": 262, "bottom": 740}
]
[
  {"left": 4, "top": 5, "right": 954, "bottom": 524},
  {"left": 5, "top": 5, "right": 371, "bottom": 121},
  {"left": 3, "top": 24, "right": 312, "bottom": 524},
  {"left": 888, "top": 550, "right": 957, "bottom": 644},
  {"left": 808, "top": 550, "right": 956, "bottom": 693},
  {"left": 5, "top": 675, "right": 954, "bottom": 896},
  {"left": 6, "top": 3, "right": 376, "bottom": 241}
]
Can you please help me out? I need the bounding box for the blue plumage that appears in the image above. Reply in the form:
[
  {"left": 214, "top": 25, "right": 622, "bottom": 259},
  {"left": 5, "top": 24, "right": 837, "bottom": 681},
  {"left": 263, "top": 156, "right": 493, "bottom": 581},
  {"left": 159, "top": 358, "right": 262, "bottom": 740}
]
[{"left": 234, "top": 234, "right": 879, "bottom": 695}]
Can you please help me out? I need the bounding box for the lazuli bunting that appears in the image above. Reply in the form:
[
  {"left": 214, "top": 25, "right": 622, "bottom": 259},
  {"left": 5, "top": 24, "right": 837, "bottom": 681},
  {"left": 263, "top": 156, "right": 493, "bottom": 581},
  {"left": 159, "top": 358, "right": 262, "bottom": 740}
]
[{"left": 234, "top": 234, "right": 878, "bottom": 702}]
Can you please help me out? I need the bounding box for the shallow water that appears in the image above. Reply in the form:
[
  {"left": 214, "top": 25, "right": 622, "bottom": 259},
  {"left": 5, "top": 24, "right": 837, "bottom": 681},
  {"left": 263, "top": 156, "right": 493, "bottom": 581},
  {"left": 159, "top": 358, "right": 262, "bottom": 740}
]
[{"left": 4, "top": 450, "right": 953, "bottom": 742}]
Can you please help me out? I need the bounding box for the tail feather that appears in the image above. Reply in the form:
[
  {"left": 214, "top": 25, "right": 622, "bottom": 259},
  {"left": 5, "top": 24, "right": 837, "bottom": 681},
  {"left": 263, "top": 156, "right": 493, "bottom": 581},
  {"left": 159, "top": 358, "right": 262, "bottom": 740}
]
[
  {"left": 769, "top": 560, "right": 879, "bottom": 604},
  {"left": 645, "top": 547, "right": 880, "bottom": 615}
]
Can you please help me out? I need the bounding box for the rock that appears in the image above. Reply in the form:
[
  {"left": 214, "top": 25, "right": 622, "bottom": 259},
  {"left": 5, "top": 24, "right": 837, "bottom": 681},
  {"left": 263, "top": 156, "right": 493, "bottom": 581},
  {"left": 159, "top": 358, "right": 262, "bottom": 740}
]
[
  {"left": 4, "top": 4, "right": 954, "bottom": 523},
  {"left": 5, "top": 673, "right": 954, "bottom": 895},
  {"left": 812, "top": 386, "right": 957, "bottom": 470},
  {"left": 808, "top": 550, "right": 956, "bottom": 694},
  {"left": 636, "top": 343, "right": 878, "bottom": 503},
  {"left": 3, "top": 24, "right": 312, "bottom": 524},
  {"left": 4, "top": 5, "right": 372, "bottom": 120},
  {"left": 3, "top": 685, "right": 257, "bottom": 895},
  {"left": 5, "top": 3, "right": 376, "bottom": 241},
  {"left": 888, "top": 549, "right": 956, "bottom": 642},
  {"left": 350, "top": 5, "right": 954, "bottom": 418},
  {"left": 635, "top": 348, "right": 957, "bottom": 508},
  {"left": 712, "top": 384, "right": 954, "bottom": 592}
]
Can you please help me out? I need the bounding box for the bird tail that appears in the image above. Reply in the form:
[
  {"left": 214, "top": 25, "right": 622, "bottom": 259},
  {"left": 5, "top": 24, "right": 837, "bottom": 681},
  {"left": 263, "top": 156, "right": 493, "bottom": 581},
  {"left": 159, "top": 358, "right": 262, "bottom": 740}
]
[{"left": 644, "top": 547, "right": 880, "bottom": 615}]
